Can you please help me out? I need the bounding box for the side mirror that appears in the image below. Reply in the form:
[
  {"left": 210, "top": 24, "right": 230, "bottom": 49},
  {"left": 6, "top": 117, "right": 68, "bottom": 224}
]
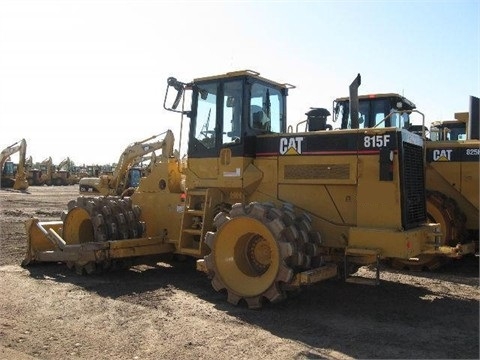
[
  {"left": 164, "top": 77, "right": 186, "bottom": 113},
  {"left": 199, "top": 88, "right": 209, "bottom": 100}
]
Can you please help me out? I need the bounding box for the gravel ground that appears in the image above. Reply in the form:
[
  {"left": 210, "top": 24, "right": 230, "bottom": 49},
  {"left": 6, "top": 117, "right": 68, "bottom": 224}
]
[{"left": 1, "top": 186, "right": 479, "bottom": 359}]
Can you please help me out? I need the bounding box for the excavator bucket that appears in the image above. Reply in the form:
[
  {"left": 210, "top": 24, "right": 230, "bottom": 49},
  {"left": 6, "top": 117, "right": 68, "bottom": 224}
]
[{"left": 14, "top": 174, "right": 28, "bottom": 191}]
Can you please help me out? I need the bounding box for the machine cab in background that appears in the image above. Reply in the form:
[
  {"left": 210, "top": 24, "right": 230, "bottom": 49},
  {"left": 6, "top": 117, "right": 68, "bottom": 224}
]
[{"left": 333, "top": 93, "right": 416, "bottom": 130}]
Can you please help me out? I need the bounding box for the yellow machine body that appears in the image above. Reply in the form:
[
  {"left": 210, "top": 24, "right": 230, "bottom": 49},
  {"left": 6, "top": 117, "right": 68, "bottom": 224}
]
[
  {"left": 426, "top": 141, "right": 479, "bottom": 228},
  {"left": 425, "top": 108, "right": 479, "bottom": 249},
  {"left": 332, "top": 92, "right": 479, "bottom": 259}
]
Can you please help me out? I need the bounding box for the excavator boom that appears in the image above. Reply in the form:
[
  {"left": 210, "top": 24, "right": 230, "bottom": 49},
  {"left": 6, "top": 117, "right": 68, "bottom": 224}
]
[
  {"left": 1, "top": 140, "right": 23, "bottom": 170},
  {"left": 111, "top": 130, "right": 174, "bottom": 193},
  {"left": 57, "top": 157, "right": 71, "bottom": 171}
]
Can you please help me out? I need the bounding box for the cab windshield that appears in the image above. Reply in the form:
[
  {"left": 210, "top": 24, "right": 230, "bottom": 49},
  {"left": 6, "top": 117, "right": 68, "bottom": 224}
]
[{"left": 192, "top": 79, "right": 285, "bottom": 152}]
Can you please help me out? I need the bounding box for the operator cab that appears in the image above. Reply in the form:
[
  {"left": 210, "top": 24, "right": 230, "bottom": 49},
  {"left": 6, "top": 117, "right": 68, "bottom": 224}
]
[
  {"left": 165, "top": 70, "right": 293, "bottom": 159},
  {"left": 1, "top": 161, "right": 16, "bottom": 187},
  {"left": 2, "top": 160, "right": 15, "bottom": 177},
  {"left": 127, "top": 167, "right": 142, "bottom": 188},
  {"left": 430, "top": 119, "right": 468, "bottom": 141},
  {"left": 333, "top": 93, "right": 416, "bottom": 130}
]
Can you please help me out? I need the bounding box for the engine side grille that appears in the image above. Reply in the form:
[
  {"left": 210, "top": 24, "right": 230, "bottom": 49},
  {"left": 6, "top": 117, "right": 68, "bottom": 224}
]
[
  {"left": 284, "top": 164, "right": 350, "bottom": 180},
  {"left": 401, "top": 141, "right": 426, "bottom": 229}
]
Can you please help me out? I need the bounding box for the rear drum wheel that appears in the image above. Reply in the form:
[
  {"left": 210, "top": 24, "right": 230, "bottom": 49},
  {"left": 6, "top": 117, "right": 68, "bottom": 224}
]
[{"left": 61, "top": 196, "right": 145, "bottom": 274}]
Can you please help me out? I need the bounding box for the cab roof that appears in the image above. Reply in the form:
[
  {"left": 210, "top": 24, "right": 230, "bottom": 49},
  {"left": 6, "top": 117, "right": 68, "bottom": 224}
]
[
  {"left": 334, "top": 93, "right": 416, "bottom": 109},
  {"left": 193, "top": 69, "right": 295, "bottom": 90}
]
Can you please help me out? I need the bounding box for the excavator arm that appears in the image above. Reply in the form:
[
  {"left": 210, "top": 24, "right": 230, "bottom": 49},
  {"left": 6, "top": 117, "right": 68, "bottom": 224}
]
[
  {"left": 57, "top": 157, "right": 71, "bottom": 171},
  {"left": 14, "top": 139, "right": 28, "bottom": 190}
]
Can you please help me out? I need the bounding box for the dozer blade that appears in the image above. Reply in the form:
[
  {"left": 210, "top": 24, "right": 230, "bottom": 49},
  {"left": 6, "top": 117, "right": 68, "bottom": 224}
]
[
  {"left": 23, "top": 218, "right": 107, "bottom": 266},
  {"left": 23, "top": 217, "right": 176, "bottom": 269}
]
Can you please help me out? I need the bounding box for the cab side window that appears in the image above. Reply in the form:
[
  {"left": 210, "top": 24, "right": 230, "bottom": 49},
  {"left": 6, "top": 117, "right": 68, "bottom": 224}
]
[{"left": 250, "top": 83, "right": 283, "bottom": 133}]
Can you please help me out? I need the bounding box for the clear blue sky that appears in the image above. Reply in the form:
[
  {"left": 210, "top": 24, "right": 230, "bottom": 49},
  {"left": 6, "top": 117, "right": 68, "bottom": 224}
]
[{"left": 1, "top": 0, "right": 479, "bottom": 165}]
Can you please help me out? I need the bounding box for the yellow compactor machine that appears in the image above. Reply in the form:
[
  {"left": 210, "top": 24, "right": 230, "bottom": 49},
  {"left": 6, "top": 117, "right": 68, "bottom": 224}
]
[
  {"left": 23, "top": 71, "right": 472, "bottom": 308},
  {"left": 332, "top": 92, "right": 479, "bottom": 268},
  {"left": 426, "top": 103, "right": 479, "bottom": 253}
]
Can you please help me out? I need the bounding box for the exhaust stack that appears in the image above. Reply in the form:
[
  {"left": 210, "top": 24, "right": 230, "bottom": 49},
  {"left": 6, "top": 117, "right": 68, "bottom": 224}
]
[
  {"left": 349, "top": 74, "right": 362, "bottom": 129},
  {"left": 469, "top": 95, "right": 479, "bottom": 140}
]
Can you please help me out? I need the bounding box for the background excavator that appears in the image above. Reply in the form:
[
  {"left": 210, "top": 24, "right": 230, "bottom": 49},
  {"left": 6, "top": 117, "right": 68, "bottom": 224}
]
[
  {"left": 52, "top": 157, "right": 77, "bottom": 185},
  {"left": 28, "top": 157, "right": 52, "bottom": 186},
  {"left": 1, "top": 138, "right": 29, "bottom": 190},
  {"left": 78, "top": 131, "right": 175, "bottom": 196},
  {"left": 28, "top": 157, "right": 76, "bottom": 186},
  {"left": 69, "top": 165, "right": 101, "bottom": 183},
  {"left": 331, "top": 93, "right": 479, "bottom": 268},
  {"left": 23, "top": 71, "right": 472, "bottom": 309}
]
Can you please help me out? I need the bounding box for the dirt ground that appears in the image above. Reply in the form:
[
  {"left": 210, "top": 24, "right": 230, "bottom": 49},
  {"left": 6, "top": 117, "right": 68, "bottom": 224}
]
[{"left": 0, "top": 186, "right": 478, "bottom": 360}]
